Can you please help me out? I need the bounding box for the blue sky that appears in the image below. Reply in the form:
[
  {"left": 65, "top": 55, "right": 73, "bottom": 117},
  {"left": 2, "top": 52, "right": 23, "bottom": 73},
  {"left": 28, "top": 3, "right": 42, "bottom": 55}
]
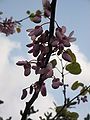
[{"left": 0, "top": 0, "right": 90, "bottom": 120}]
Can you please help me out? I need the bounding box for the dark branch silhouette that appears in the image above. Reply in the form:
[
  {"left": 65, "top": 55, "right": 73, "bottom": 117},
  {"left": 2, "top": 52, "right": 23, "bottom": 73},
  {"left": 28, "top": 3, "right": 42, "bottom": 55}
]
[{"left": 21, "top": 0, "right": 57, "bottom": 120}]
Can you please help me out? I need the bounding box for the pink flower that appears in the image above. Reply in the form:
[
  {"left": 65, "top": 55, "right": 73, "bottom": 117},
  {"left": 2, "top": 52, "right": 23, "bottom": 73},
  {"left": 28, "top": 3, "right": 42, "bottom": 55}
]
[
  {"left": 44, "top": 9, "right": 51, "bottom": 17},
  {"left": 32, "top": 63, "right": 53, "bottom": 80},
  {"left": 41, "top": 82, "right": 47, "bottom": 96},
  {"left": 26, "top": 26, "right": 43, "bottom": 38},
  {"left": 33, "top": 43, "right": 40, "bottom": 57},
  {"left": 16, "top": 60, "right": 31, "bottom": 76},
  {"left": 33, "top": 81, "right": 47, "bottom": 96},
  {"left": 42, "top": 0, "right": 51, "bottom": 9},
  {"left": 62, "top": 51, "right": 72, "bottom": 62},
  {"left": 55, "top": 26, "right": 76, "bottom": 47},
  {"left": 52, "top": 77, "right": 63, "bottom": 89},
  {"left": 0, "top": 17, "right": 16, "bottom": 36},
  {"left": 42, "top": 0, "right": 51, "bottom": 17},
  {"left": 38, "top": 30, "right": 49, "bottom": 43}
]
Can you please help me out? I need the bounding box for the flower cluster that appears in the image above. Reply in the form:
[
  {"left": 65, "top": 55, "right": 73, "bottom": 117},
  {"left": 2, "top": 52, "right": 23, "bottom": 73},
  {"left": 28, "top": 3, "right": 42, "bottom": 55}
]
[
  {"left": 16, "top": 21, "right": 76, "bottom": 97},
  {"left": 50, "top": 26, "right": 76, "bottom": 55},
  {"left": 16, "top": 0, "right": 76, "bottom": 98},
  {"left": 16, "top": 60, "right": 31, "bottom": 76},
  {"left": 0, "top": 17, "right": 16, "bottom": 36}
]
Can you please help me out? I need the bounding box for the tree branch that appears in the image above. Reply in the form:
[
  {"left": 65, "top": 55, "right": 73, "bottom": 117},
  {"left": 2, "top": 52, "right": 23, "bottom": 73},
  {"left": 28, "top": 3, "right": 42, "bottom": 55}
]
[
  {"left": 21, "top": 0, "right": 57, "bottom": 120},
  {"left": 52, "top": 85, "right": 90, "bottom": 120}
]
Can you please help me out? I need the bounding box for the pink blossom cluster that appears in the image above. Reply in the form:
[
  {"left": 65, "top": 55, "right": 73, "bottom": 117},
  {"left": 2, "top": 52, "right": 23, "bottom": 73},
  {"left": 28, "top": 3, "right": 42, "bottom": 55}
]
[
  {"left": 0, "top": 17, "right": 16, "bottom": 36},
  {"left": 16, "top": 22, "right": 76, "bottom": 96},
  {"left": 16, "top": 0, "right": 76, "bottom": 97}
]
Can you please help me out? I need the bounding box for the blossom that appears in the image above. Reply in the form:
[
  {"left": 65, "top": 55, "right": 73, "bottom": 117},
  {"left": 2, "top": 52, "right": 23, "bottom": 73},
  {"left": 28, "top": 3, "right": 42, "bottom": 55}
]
[
  {"left": 41, "top": 82, "right": 47, "bottom": 96},
  {"left": 0, "top": 17, "right": 16, "bottom": 36},
  {"left": 52, "top": 77, "right": 63, "bottom": 89},
  {"left": 16, "top": 60, "right": 31, "bottom": 76},
  {"left": 39, "top": 63, "right": 53, "bottom": 80},
  {"left": 62, "top": 51, "right": 72, "bottom": 62},
  {"left": 26, "top": 26, "right": 43, "bottom": 39},
  {"left": 32, "top": 63, "right": 53, "bottom": 80},
  {"left": 42, "top": 0, "right": 51, "bottom": 17},
  {"left": 33, "top": 81, "right": 47, "bottom": 96},
  {"left": 55, "top": 26, "right": 76, "bottom": 47}
]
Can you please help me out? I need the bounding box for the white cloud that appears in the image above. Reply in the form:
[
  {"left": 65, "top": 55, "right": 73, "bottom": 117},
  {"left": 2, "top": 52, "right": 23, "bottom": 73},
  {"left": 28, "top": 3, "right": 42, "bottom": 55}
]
[{"left": 0, "top": 35, "right": 90, "bottom": 120}]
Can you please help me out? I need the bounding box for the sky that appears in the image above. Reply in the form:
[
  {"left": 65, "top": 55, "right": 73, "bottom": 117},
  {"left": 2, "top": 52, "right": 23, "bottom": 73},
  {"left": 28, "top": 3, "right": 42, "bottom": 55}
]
[{"left": 0, "top": 0, "right": 90, "bottom": 120}]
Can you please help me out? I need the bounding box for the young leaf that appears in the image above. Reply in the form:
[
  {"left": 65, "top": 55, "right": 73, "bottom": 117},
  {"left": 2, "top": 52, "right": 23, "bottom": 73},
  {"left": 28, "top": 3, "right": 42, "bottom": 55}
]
[
  {"left": 71, "top": 81, "right": 79, "bottom": 90},
  {"left": 66, "top": 49, "right": 76, "bottom": 62},
  {"left": 30, "top": 13, "right": 35, "bottom": 18},
  {"left": 66, "top": 62, "right": 81, "bottom": 75},
  {"left": 70, "top": 112, "right": 79, "bottom": 119},
  {"left": 78, "top": 82, "right": 84, "bottom": 87},
  {"left": 69, "top": 101, "right": 77, "bottom": 106},
  {"left": 21, "top": 89, "right": 27, "bottom": 100},
  {"left": 50, "top": 59, "right": 57, "bottom": 68},
  {"left": 80, "top": 86, "right": 88, "bottom": 96},
  {"left": 88, "top": 87, "right": 90, "bottom": 94},
  {"left": 16, "top": 27, "right": 21, "bottom": 33}
]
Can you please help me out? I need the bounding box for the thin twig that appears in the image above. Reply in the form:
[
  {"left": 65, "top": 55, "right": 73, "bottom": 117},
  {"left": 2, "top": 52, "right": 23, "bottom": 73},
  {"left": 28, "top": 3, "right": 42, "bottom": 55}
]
[{"left": 52, "top": 85, "right": 90, "bottom": 120}]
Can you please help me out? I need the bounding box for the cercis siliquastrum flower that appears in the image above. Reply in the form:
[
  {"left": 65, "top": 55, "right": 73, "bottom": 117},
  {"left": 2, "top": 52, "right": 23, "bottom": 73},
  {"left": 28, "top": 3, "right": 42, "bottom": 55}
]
[
  {"left": 62, "top": 51, "right": 72, "bottom": 62},
  {"left": 42, "top": 0, "right": 51, "bottom": 17},
  {"left": 0, "top": 17, "right": 16, "bottom": 36},
  {"left": 26, "top": 25, "right": 43, "bottom": 41},
  {"left": 41, "top": 82, "right": 47, "bottom": 96},
  {"left": 52, "top": 77, "right": 63, "bottom": 89},
  {"left": 16, "top": 60, "right": 31, "bottom": 76},
  {"left": 16, "top": 8, "right": 77, "bottom": 99},
  {"left": 32, "top": 63, "right": 53, "bottom": 80}
]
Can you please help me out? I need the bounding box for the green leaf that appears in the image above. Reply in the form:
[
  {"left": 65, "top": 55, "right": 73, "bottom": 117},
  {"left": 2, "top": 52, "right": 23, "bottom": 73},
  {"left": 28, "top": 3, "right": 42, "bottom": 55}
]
[
  {"left": 55, "top": 106, "right": 67, "bottom": 115},
  {"left": 29, "top": 13, "right": 35, "bottom": 22},
  {"left": 66, "top": 49, "right": 76, "bottom": 62},
  {"left": 78, "top": 82, "right": 84, "bottom": 87},
  {"left": 71, "top": 81, "right": 84, "bottom": 91},
  {"left": 69, "top": 101, "right": 77, "bottom": 106},
  {"left": 66, "top": 62, "right": 81, "bottom": 75},
  {"left": 16, "top": 27, "right": 21, "bottom": 33},
  {"left": 71, "top": 81, "right": 79, "bottom": 90},
  {"left": 50, "top": 59, "right": 57, "bottom": 68},
  {"left": 80, "top": 86, "right": 88, "bottom": 96},
  {"left": 88, "top": 87, "right": 90, "bottom": 94},
  {"left": 30, "top": 13, "right": 35, "bottom": 18},
  {"left": 70, "top": 112, "right": 79, "bottom": 119}
]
